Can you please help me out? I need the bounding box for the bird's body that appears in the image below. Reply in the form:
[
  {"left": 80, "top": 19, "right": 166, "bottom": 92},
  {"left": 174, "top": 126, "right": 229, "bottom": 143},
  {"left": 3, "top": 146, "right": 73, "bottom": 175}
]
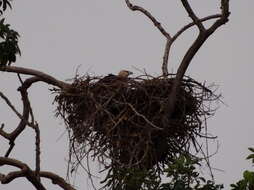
[{"left": 98, "top": 70, "right": 133, "bottom": 84}]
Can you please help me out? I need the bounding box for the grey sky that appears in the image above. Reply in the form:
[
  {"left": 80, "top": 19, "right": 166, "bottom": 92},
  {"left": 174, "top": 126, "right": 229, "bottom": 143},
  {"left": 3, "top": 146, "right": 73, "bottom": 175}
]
[{"left": 0, "top": 0, "right": 254, "bottom": 189}]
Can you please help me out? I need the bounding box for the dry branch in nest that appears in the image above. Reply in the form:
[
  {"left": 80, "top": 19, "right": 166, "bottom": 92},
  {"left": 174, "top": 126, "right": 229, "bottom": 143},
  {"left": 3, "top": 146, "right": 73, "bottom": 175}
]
[{"left": 53, "top": 73, "right": 219, "bottom": 182}]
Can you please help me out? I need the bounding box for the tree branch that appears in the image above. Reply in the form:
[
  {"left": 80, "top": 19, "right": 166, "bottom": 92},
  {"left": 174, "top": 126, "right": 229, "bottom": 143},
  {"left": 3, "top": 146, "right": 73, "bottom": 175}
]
[
  {"left": 0, "top": 66, "right": 71, "bottom": 89},
  {"left": 0, "top": 157, "right": 75, "bottom": 190},
  {"left": 0, "top": 91, "right": 23, "bottom": 119},
  {"left": 162, "top": 14, "right": 221, "bottom": 77},
  {"left": 162, "top": 39, "right": 171, "bottom": 76},
  {"left": 162, "top": 0, "right": 230, "bottom": 122},
  {"left": 172, "top": 14, "right": 221, "bottom": 43},
  {"left": 0, "top": 157, "right": 46, "bottom": 190},
  {"left": 40, "top": 171, "right": 76, "bottom": 190},
  {"left": 0, "top": 85, "right": 30, "bottom": 157},
  {"left": 125, "top": 0, "right": 171, "bottom": 39},
  {"left": 0, "top": 76, "right": 49, "bottom": 157},
  {"left": 180, "top": 0, "right": 205, "bottom": 32}
]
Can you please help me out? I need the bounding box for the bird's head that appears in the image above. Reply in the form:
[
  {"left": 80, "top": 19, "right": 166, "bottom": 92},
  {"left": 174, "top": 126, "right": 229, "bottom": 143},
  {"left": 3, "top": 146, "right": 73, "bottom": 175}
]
[{"left": 118, "top": 70, "right": 133, "bottom": 78}]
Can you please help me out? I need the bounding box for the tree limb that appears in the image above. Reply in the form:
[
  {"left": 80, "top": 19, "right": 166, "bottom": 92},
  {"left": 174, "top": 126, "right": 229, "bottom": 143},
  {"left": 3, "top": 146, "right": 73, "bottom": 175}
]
[
  {"left": 0, "top": 157, "right": 46, "bottom": 190},
  {"left": 180, "top": 0, "right": 205, "bottom": 32},
  {"left": 0, "top": 66, "right": 71, "bottom": 89},
  {"left": 172, "top": 14, "right": 221, "bottom": 43},
  {"left": 125, "top": 0, "right": 171, "bottom": 39},
  {"left": 163, "top": 0, "right": 230, "bottom": 121},
  {"left": 0, "top": 157, "right": 76, "bottom": 190},
  {"left": 40, "top": 171, "right": 76, "bottom": 190},
  {"left": 0, "top": 85, "right": 30, "bottom": 157}
]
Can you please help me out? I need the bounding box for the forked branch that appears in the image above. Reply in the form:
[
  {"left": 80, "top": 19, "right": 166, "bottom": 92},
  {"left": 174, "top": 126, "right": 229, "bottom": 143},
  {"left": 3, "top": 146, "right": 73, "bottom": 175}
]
[
  {"left": 0, "top": 157, "right": 76, "bottom": 190},
  {"left": 166, "top": 0, "right": 230, "bottom": 119}
]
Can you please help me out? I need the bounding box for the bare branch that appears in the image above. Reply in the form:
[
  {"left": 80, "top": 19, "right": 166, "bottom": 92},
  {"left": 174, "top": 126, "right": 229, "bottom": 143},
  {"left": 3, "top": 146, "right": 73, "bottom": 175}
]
[
  {"left": 125, "top": 0, "right": 171, "bottom": 39},
  {"left": 162, "top": 14, "right": 220, "bottom": 77},
  {"left": 40, "top": 171, "right": 76, "bottom": 190},
  {"left": 34, "top": 123, "right": 41, "bottom": 181},
  {"left": 207, "top": 0, "right": 230, "bottom": 35},
  {"left": 0, "top": 157, "right": 75, "bottom": 190},
  {"left": 0, "top": 86, "right": 30, "bottom": 155},
  {"left": 180, "top": 0, "right": 205, "bottom": 32},
  {"left": 162, "top": 0, "right": 230, "bottom": 121},
  {"left": 172, "top": 14, "right": 221, "bottom": 42},
  {"left": 162, "top": 39, "right": 171, "bottom": 76},
  {"left": 0, "top": 91, "right": 23, "bottom": 119},
  {"left": 0, "top": 76, "right": 46, "bottom": 157},
  {"left": 0, "top": 157, "right": 46, "bottom": 190},
  {"left": 0, "top": 66, "right": 71, "bottom": 89}
]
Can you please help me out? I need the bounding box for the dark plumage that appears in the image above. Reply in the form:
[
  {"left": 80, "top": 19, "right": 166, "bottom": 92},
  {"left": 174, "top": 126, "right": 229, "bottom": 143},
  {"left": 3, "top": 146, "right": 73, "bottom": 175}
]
[{"left": 98, "top": 70, "right": 133, "bottom": 84}]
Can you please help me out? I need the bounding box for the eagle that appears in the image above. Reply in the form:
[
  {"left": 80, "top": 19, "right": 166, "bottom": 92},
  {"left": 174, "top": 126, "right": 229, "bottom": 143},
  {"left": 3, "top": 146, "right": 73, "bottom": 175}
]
[
  {"left": 118, "top": 70, "right": 133, "bottom": 78},
  {"left": 98, "top": 70, "right": 133, "bottom": 84}
]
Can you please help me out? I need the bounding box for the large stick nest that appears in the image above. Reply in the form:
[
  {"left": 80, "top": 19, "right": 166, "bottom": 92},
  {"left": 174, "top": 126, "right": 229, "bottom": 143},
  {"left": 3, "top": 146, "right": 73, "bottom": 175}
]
[{"left": 54, "top": 74, "right": 219, "bottom": 172}]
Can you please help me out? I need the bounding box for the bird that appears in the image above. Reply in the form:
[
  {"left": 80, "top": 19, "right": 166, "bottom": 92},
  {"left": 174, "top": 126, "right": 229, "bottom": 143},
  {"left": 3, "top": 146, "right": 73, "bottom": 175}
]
[
  {"left": 118, "top": 70, "right": 133, "bottom": 78},
  {"left": 98, "top": 70, "right": 133, "bottom": 84}
]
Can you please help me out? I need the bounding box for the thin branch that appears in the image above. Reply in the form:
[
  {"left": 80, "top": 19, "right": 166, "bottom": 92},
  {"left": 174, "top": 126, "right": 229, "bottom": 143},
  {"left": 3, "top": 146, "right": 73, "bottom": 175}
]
[
  {"left": 34, "top": 123, "right": 41, "bottom": 181},
  {"left": 40, "top": 171, "right": 76, "bottom": 190},
  {"left": 172, "top": 14, "right": 221, "bottom": 43},
  {"left": 0, "top": 76, "right": 47, "bottom": 157},
  {"left": 180, "top": 0, "right": 205, "bottom": 32},
  {"left": 0, "top": 157, "right": 46, "bottom": 190},
  {"left": 162, "top": 39, "right": 171, "bottom": 76},
  {"left": 4, "top": 142, "right": 15, "bottom": 158},
  {"left": 207, "top": 0, "right": 230, "bottom": 35},
  {"left": 0, "top": 157, "right": 76, "bottom": 190},
  {"left": 125, "top": 0, "right": 171, "bottom": 39},
  {"left": 0, "top": 91, "right": 23, "bottom": 119},
  {"left": 0, "top": 66, "right": 71, "bottom": 89},
  {"left": 0, "top": 86, "right": 30, "bottom": 156},
  {"left": 162, "top": 14, "right": 221, "bottom": 76},
  {"left": 127, "top": 103, "right": 162, "bottom": 130}
]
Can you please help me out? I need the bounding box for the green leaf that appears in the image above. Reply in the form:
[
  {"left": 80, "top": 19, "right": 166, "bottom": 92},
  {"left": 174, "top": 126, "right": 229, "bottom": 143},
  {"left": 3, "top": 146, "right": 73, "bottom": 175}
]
[
  {"left": 246, "top": 154, "right": 254, "bottom": 160},
  {"left": 248, "top": 147, "right": 254, "bottom": 153}
]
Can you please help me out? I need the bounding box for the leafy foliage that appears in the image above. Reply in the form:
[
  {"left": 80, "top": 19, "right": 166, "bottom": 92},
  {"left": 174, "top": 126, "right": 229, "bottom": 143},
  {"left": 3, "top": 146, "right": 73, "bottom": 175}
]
[
  {"left": 101, "top": 154, "right": 223, "bottom": 190},
  {"left": 0, "top": 18, "right": 20, "bottom": 65},
  {"left": 230, "top": 148, "right": 254, "bottom": 190},
  {"left": 159, "top": 154, "right": 223, "bottom": 190}
]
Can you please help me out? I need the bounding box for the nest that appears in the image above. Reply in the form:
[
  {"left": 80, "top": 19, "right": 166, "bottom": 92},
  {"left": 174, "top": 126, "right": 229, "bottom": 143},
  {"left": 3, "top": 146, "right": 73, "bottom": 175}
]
[{"left": 53, "top": 74, "right": 219, "bottom": 180}]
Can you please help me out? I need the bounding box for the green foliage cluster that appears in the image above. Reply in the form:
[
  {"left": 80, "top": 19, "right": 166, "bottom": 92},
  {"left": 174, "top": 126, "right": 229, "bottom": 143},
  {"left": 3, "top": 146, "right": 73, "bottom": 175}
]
[
  {"left": 102, "top": 148, "right": 254, "bottom": 190},
  {"left": 230, "top": 148, "right": 254, "bottom": 190},
  {"left": 159, "top": 154, "right": 223, "bottom": 190},
  {"left": 0, "top": 0, "right": 20, "bottom": 66},
  {"left": 102, "top": 154, "right": 223, "bottom": 190}
]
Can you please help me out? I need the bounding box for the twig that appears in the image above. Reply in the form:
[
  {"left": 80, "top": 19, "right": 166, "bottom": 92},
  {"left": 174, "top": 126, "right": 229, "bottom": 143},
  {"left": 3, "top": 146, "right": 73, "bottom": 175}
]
[
  {"left": 127, "top": 103, "right": 163, "bottom": 130},
  {"left": 125, "top": 0, "right": 171, "bottom": 39},
  {"left": 0, "top": 91, "right": 23, "bottom": 119}
]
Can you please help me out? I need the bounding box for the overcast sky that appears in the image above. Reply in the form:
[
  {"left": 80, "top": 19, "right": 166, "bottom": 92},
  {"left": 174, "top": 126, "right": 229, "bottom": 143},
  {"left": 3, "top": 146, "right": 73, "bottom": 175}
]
[{"left": 1, "top": 0, "right": 254, "bottom": 189}]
